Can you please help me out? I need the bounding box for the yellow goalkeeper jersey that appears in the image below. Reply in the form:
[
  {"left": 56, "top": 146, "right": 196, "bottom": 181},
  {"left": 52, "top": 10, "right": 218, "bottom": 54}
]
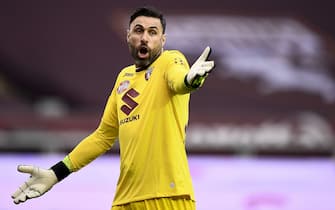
[{"left": 63, "top": 50, "right": 195, "bottom": 206}]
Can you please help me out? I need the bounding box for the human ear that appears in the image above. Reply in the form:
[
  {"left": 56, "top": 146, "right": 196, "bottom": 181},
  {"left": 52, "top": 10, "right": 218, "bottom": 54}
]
[
  {"left": 126, "top": 29, "right": 130, "bottom": 42},
  {"left": 162, "top": 33, "right": 166, "bottom": 46}
]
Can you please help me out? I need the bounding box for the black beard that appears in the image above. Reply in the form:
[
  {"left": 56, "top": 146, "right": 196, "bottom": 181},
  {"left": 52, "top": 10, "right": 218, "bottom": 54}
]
[
  {"left": 135, "top": 58, "right": 151, "bottom": 69},
  {"left": 129, "top": 46, "right": 162, "bottom": 71}
]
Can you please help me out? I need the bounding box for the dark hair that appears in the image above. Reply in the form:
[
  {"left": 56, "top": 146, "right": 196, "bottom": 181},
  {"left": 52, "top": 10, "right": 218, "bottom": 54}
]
[{"left": 129, "top": 7, "right": 166, "bottom": 33}]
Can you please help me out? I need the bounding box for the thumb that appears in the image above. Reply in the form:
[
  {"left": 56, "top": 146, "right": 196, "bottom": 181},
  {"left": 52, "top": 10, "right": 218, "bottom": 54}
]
[
  {"left": 17, "top": 165, "right": 35, "bottom": 174},
  {"left": 195, "top": 46, "right": 212, "bottom": 63}
]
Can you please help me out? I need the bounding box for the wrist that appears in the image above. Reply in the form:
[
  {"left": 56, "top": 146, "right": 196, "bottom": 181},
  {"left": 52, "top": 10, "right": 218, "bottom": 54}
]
[
  {"left": 184, "top": 75, "right": 192, "bottom": 88},
  {"left": 50, "top": 161, "right": 71, "bottom": 181},
  {"left": 184, "top": 74, "right": 204, "bottom": 89}
]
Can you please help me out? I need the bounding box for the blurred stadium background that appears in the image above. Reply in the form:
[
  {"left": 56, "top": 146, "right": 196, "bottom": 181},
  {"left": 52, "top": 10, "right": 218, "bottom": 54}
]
[{"left": 1, "top": 0, "right": 335, "bottom": 209}]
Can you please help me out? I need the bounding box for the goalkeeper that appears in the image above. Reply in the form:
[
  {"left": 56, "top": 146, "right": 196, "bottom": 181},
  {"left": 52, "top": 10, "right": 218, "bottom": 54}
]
[{"left": 11, "top": 6, "right": 214, "bottom": 210}]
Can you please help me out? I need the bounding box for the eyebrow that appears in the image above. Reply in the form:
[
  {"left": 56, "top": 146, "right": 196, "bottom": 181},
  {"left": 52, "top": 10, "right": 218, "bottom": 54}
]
[{"left": 133, "top": 24, "right": 159, "bottom": 30}]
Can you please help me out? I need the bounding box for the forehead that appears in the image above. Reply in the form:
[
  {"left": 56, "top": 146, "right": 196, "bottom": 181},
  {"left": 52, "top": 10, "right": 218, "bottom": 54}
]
[{"left": 130, "top": 16, "right": 162, "bottom": 30}]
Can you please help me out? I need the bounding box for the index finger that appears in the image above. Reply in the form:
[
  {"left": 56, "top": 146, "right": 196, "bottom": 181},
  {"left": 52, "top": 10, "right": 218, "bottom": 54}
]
[{"left": 195, "top": 46, "right": 212, "bottom": 63}]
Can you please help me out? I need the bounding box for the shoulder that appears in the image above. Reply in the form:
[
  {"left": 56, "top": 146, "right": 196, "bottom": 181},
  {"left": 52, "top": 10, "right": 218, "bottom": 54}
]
[
  {"left": 162, "top": 50, "right": 186, "bottom": 58},
  {"left": 160, "top": 50, "right": 189, "bottom": 64},
  {"left": 120, "top": 64, "right": 135, "bottom": 72},
  {"left": 112, "top": 65, "right": 136, "bottom": 85},
  {"left": 117, "top": 65, "right": 135, "bottom": 77}
]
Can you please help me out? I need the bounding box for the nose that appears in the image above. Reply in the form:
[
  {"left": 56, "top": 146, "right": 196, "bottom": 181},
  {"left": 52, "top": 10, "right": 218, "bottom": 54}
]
[{"left": 140, "top": 31, "right": 149, "bottom": 43}]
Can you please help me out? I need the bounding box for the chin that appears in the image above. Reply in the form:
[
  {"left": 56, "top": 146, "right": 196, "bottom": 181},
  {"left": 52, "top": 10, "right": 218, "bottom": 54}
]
[{"left": 136, "top": 60, "right": 149, "bottom": 68}]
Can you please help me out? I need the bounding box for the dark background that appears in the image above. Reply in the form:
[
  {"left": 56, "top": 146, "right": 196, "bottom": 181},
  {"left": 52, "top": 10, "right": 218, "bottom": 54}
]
[{"left": 1, "top": 0, "right": 334, "bottom": 154}]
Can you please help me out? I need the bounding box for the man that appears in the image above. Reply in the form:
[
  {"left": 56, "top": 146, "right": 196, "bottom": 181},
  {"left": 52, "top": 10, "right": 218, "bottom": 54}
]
[{"left": 11, "top": 7, "right": 214, "bottom": 210}]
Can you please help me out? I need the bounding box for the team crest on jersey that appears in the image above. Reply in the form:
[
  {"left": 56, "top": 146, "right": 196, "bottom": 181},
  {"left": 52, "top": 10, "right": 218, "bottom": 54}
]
[
  {"left": 145, "top": 67, "right": 153, "bottom": 81},
  {"left": 117, "top": 80, "right": 130, "bottom": 94}
]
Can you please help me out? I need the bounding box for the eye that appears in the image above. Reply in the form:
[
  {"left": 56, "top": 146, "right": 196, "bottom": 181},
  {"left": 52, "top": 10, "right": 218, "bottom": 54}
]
[
  {"left": 149, "top": 30, "right": 158, "bottom": 36},
  {"left": 134, "top": 27, "right": 143, "bottom": 34}
]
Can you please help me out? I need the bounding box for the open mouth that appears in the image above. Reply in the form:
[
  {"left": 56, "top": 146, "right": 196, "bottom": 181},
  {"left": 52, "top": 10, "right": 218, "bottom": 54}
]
[{"left": 138, "top": 46, "right": 149, "bottom": 58}]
